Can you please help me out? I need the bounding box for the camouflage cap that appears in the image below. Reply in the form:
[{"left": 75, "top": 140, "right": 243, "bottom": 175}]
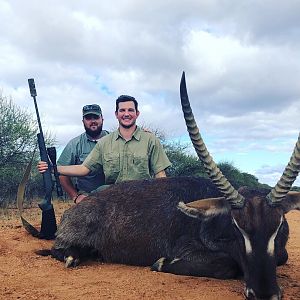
[{"left": 82, "top": 104, "right": 102, "bottom": 117}]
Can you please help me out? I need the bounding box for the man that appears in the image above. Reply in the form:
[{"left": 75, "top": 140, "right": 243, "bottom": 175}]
[
  {"left": 39, "top": 95, "right": 171, "bottom": 188},
  {"left": 57, "top": 104, "right": 109, "bottom": 203}
]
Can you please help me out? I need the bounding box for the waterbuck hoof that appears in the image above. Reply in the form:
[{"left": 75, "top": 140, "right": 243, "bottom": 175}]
[
  {"left": 151, "top": 257, "right": 166, "bottom": 272},
  {"left": 64, "top": 256, "right": 80, "bottom": 268}
]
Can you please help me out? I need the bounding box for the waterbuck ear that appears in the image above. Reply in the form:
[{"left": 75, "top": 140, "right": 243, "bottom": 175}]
[
  {"left": 281, "top": 191, "right": 300, "bottom": 214},
  {"left": 177, "top": 197, "right": 230, "bottom": 219}
]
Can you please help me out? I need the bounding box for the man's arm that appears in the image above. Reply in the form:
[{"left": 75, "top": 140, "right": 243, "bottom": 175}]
[
  {"left": 58, "top": 164, "right": 90, "bottom": 177},
  {"left": 59, "top": 175, "right": 78, "bottom": 200},
  {"left": 59, "top": 174, "right": 88, "bottom": 203},
  {"left": 38, "top": 161, "right": 90, "bottom": 177}
]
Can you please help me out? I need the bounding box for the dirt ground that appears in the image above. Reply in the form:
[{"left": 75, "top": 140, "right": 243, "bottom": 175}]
[{"left": 0, "top": 201, "right": 299, "bottom": 300}]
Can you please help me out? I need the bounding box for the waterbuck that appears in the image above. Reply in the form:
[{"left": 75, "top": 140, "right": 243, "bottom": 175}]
[{"left": 37, "top": 73, "right": 300, "bottom": 300}]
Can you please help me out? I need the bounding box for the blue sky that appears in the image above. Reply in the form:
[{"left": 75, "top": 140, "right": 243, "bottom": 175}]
[{"left": 0, "top": 0, "right": 300, "bottom": 186}]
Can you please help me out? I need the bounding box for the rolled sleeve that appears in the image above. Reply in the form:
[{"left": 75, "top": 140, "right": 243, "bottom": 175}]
[
  {"left": 82, "top": 142, "right": 103, "bottom": 173},
  {"left": 150, "top": 137, "right": 171, "bottom": 175}
]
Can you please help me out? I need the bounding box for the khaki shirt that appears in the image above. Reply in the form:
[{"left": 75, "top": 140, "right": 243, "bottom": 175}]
[{"left": 83, "top": 126, "right": 171, "bottom": 184}]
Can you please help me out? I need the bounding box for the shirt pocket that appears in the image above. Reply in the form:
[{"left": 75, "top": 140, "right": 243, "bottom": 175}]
[
  {"left": 132, "top": 154, "right": 150, "bottom": 176},
  {"left": 103, "top": 153, "right": 120, "bottom": 183}
]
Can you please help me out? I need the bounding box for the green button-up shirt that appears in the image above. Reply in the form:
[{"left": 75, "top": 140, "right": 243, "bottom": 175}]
[
  {"left": 83, "top": 126, "right": 171, "bottom": 184},
  {"left": 58, "top": 130, "right": 109, "bottom": 192}
]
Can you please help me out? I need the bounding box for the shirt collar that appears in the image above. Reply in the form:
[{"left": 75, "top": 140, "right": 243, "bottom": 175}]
[
  {"left": 85, "top": 132, "right": 99, "bottom": 143},
  {"left": 115, "top": 126, "right": 141, "bottom": 141},
  {"left": 132, "top": 126, "right": 141, "bottom": 141}
]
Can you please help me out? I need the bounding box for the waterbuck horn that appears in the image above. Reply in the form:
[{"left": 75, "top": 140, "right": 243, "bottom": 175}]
[
  {"left": 180, "top": 72, "right": 244, "bottom": 208},
  {"left": 267, "top": 133, "right": 300, "bottom": 204}
]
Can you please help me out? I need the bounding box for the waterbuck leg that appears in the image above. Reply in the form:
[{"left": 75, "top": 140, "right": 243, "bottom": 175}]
[
  {"left": 151, "top": 253, "right": 241, "bottom": 279},
  {"left": 52, "top": 246, "right": 102, "bottom": 267},
  {"left": 50, "top": 248, "right": 65, "bottom": 262}
]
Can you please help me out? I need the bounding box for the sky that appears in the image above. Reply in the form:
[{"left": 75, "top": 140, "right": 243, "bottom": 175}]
[{"left": 1, "top": 0, "right": 300, "bottom": 186}]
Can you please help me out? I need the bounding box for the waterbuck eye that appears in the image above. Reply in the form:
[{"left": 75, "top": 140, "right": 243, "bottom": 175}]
[{"left": 218, "top": 237, "right": 234, "bottom": 242}]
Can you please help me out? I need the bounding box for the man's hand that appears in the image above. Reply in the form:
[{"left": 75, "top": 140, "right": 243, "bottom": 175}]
[
  {"left": 73, "top": 194, "right": 88, "bottom": 204},
  {"left": 37, "top": 161, "right": 49, "bottom": 173},
  {"left": 142, "top": 128, "right": 152, "bottom": 133},
  {"left": 155, "top": 170, "right": 167, "bottom": 178}
]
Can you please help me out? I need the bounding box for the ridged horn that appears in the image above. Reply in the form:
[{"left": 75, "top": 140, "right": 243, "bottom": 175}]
[
  {"left": 180, "top": 71, "right": 244, "bottom": 208},
  {"left": 267, "top": 133, "right": 300, "bottom": 204}
]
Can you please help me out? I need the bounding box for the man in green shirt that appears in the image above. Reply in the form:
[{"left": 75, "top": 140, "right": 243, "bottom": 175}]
[
  {"left": 57, "top": 104, "right": 109, "bottom": 203},
  {"left": 38, "top": 95, "right": 171, "bottom": 189}
]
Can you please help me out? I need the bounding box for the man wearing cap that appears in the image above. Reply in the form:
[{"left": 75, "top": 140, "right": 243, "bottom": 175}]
[
  {"left": 57, "top": 104, "right": 109, "bottom": 203},
  {"left": 39, "top": 95, "right": 171, "bottom": 192}
]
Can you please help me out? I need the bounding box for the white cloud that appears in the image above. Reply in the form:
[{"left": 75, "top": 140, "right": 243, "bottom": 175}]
[{"left": 1, "top": 0, "right": 300, "bottom": 186}]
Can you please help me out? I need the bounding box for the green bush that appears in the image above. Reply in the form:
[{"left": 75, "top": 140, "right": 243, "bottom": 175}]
[{"left": 164, "top": 141, "right": 265, "bottom": 189}]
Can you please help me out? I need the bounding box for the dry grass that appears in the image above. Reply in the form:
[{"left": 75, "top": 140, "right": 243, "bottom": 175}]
[{"left": 0, "top": 199, "right": 73, "bottom": 228}]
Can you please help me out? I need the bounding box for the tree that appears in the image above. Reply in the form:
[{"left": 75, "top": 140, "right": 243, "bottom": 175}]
[
  {"left": 0, "top": 96, "right": 38, "bottom": 167},
  {"left": 164, "top": 142, "right": 207, "bottom": 177},
  {"left": 0, "top": 94, "right": 54, "bottom": 207},
  {"left": 217, "top": 161, "right": 261, "bottom": 189}
]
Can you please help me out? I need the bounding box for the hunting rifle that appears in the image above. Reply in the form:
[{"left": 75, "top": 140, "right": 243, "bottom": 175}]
[{"left": 28, "top": 78, "right": 63, "bottom": 239}]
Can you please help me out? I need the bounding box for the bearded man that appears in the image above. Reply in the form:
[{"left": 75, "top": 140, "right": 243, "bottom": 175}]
[{"left": 57, "top": 104, "right": 109, "bottom": 203}]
